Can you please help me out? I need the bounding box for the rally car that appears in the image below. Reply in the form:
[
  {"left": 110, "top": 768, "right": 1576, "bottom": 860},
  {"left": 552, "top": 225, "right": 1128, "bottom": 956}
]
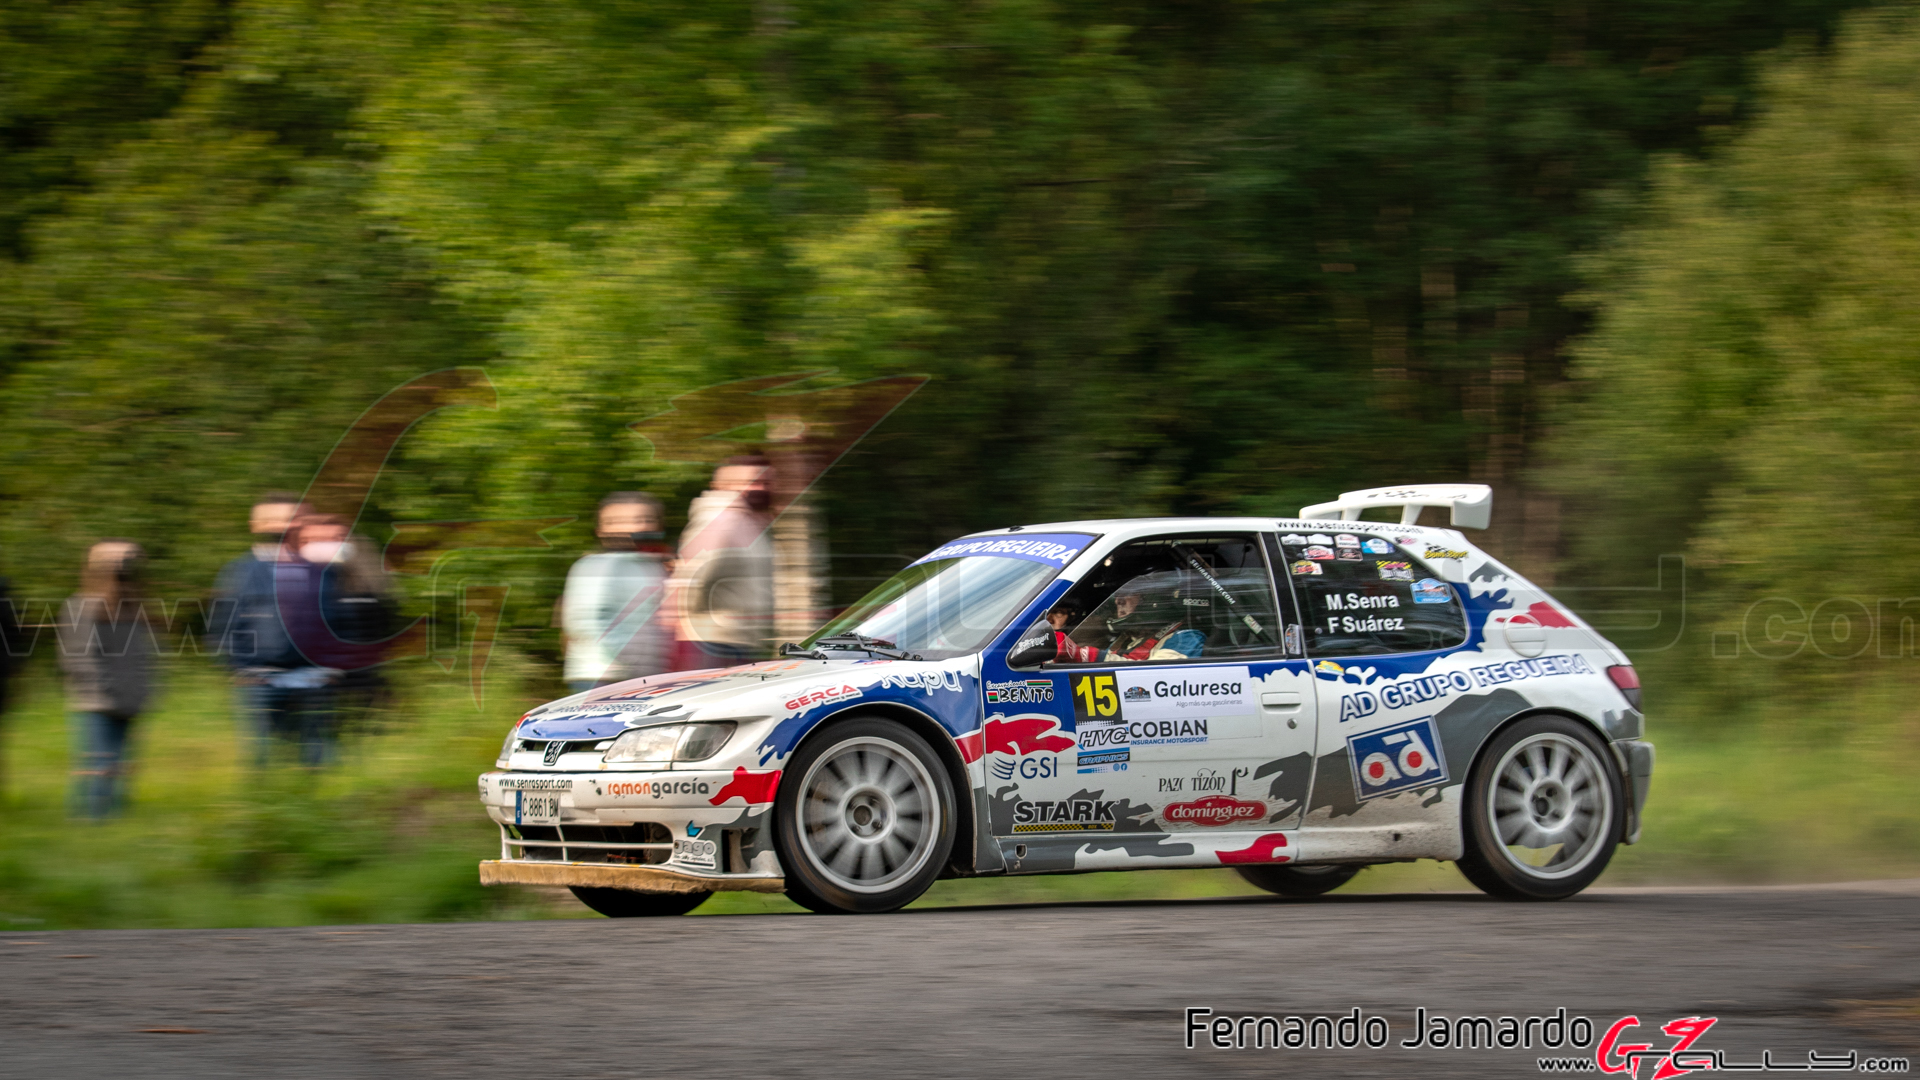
[{"left": 478, "top": 483, "right": 1653, "bottom": 916}]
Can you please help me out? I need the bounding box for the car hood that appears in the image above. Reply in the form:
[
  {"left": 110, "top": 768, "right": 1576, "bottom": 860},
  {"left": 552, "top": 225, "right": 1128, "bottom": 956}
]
[{"left": 515, "top": 659, "right": 885, "bottom": 740}]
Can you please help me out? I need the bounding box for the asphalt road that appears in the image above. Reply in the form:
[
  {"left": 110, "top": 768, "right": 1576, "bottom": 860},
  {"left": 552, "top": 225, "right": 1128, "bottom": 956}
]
[{"left": 3, "top": 882, "right": 1917, "bottom": 1079}]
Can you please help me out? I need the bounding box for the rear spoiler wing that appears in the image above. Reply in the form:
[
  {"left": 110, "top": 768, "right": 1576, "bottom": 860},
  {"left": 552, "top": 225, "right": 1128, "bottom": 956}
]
[{"left": 1298, "top": 484, "right": 1493, "bottom": 529}]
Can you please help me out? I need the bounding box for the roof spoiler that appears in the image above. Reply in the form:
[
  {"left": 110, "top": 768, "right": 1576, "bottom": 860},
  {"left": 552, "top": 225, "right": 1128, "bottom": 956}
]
[{"left": 1298, "top": 484, "right": 1493, "bottom": 530}]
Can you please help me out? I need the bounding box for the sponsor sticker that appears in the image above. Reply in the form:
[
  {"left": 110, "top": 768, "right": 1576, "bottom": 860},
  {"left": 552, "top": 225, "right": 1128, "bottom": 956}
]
[
  {"left": 1279, "top": 533, "right": 1307, "bottom": 545},
  {"left": 599, "top": 778, "right": 715, "bottom": 799},
  {"left": 1290, "top": 560, "right": 1323, "bottom": 577},
  {"left": 1375, "top": 560, "right": 1414, "bottom": 582},
  {"left": 1307, "top": 534, "right": 1334, "bottom": 546},
  {"left": 1335, "top": 534, "right": 1360, "bottom": 548},
  {"left": 1423, "top": 546, "right": 1469, "bottom": 561},
  {"left": 1162, "top": 796, "right": 1266, "bottom": 827},
  {"left": 880, "top": 669, "right": 965, "bottom": 694},
  {"left": 1411, "top": 578, "right": 1452, "bottom": 605},
  {"left": 1467, "top": 653, "right": 1594, "bottom": 687},
  {"left": 1070, "top": 668, "right": 1255, "bottom": 749},
  {"left": 1115, "top": 667, "right": 1253, "bottom": 745},
  {"left": 909, "top": 532, "right": 1094, "bottom": 568},
  {"left": 1303, "top": 546, "right": 1336, "bottom": 561},
  {"left": 983, "top": 714, "right": 1074, "bottom": 780},
  {"left": 496, "top": 777, "right": 573, "bottom": 791},
  {"left": 784, "top": 683, "right": 863, "bottom": 711},
  {"left": 1012, "top": 798, "right": 1117, "bottom": 833},
  {"left": 1361, "top": 538, "right": 1394, "bottom": 555},
  {"left": 1347, "top": 717, "right": 1448, "bottom": 800},
  {"left": 1075, "top": 747, "right": 1130, "bottom": 774},
  {"left": 1157, "top": 766, "right": 1249, "bottom": 795},
  {"left": 985, "top": 677, "right": 1055, "bottom": 704},
  {"left": 671, "top": 836, "right": 718, "bottom": 870},
  {"left": 1337, "top": 671, "right": 1474, "bottom": 721}
]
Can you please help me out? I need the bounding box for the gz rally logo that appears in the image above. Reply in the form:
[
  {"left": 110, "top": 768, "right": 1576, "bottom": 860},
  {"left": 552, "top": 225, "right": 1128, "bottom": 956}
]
[{"left": 1345, "top": 717, "right": 1447, "bottom": 800}]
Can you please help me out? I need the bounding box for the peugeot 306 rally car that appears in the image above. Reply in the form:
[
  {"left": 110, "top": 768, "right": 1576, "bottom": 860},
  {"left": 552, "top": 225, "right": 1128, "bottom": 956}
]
[{"left": 478, "top": 484, "right": 1653, "bottom": 916}]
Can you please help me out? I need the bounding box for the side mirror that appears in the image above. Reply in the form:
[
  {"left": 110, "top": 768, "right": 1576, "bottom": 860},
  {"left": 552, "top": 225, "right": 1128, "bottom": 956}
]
[{"left": 1004, "top": 621, "right": 1057, "bottom": 669}]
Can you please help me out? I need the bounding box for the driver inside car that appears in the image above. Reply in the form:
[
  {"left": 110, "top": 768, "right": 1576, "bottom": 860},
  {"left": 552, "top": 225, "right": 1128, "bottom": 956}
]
[{"left": 1056, "top": 573, "right": 1207, "bottom": 663}]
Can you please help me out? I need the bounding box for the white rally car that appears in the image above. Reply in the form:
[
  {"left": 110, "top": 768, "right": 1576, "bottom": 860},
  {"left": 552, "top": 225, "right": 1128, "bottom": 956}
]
[{"left": 479, "top": 484, "right": 1653, "bottom": 916}]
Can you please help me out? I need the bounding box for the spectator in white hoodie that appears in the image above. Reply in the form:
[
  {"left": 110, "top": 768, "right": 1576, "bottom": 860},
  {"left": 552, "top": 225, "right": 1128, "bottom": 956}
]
[{"left": 562, "top": 492, "right": 672, "bottom": 693}]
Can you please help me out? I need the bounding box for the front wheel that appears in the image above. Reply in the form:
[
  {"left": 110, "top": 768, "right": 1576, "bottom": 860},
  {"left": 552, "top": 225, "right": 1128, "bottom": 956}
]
[
  {"left": 1236, "top": 863, "right": 1363, "bottom": 897},
  {"left": 568, "top": 886, "right": 711, "bottom": 918},
  {"left": 1457, "top": 715, "right": 1623, "bottom": 900},
  {"left": 775, "top": 717, "right": 956, "bottom": 914}
]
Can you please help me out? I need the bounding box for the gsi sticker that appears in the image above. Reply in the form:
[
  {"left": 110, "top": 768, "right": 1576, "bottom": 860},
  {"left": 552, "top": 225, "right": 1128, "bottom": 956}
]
[{"left": 1346, "top": 717, "right": 1448, "bottom": 800}]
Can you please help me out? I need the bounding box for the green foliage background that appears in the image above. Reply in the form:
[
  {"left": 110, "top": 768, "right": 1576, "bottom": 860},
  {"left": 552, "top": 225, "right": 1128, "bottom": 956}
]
[{"left": 6, "top": 0, "right": 1920, "bottom": 923}]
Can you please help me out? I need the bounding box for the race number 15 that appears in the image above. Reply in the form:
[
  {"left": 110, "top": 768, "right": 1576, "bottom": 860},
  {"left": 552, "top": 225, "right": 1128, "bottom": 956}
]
[{"left": 1072, "top": 673, "right": 1120, "bottom": 724}]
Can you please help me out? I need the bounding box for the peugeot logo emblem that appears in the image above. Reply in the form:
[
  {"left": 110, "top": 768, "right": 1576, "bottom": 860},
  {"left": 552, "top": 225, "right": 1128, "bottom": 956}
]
[{"left": 543, "top": 740, "right": 565, "bottom": 766}]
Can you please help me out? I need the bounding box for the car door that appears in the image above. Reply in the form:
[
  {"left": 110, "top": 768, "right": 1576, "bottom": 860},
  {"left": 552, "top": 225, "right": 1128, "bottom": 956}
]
[
  {"left": 1277, "top": 526, "right": 1472, "bottom": 818},
  {"left": 984, "top": 531, "right": 1319, "bottom": 858}
]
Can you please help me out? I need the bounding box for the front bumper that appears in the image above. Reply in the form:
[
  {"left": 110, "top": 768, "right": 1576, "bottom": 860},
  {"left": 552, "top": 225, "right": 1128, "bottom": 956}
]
[{"left": 478, "top": 770, "right": 784, "bottom": 890}]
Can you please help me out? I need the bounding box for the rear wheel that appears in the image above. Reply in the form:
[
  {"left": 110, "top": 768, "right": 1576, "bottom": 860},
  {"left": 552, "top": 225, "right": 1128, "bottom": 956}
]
[
  {"left": 1457, "top": 715, "right": 1622, "bottom": 900},
  {"left": 775, "top": 717, "right": 956, "bottom": 914},
  {"left": 568, "top": 886, "right": 710, "bottom": 918},
  {"left": 1236, "top": 864, "right": 1362, "bottom": 897}
]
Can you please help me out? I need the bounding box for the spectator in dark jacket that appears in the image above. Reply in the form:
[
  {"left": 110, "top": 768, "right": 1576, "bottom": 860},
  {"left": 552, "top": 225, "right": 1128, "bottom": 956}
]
[
  {"left": 209, "top": 493, "right": 339, "bottom": 766},
  {"left": 59, "top": 541, "right": 155, "bottom": 819}
]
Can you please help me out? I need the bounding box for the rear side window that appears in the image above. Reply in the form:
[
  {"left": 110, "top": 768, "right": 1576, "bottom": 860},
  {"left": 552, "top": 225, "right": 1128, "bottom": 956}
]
[{"left": 1279, "top": 531, "right": 1467, "bottom": 657}]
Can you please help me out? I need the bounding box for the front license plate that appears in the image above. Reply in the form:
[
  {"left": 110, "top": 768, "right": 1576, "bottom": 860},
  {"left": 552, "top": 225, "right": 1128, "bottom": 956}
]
[
  {"left": 672, "top": 837, "right": 717, "bottom": 870},
  {"left": 514, "top": 790, "right": 562, "bottom": 825}
]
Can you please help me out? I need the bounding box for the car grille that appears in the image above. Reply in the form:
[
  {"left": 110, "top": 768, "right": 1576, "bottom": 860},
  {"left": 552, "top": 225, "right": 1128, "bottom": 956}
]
[
  {"left": 517, "top": 738, "right": 606, "bottom": 765},
  {"left": 501, "top": 821, "right": 675, "bottom": 865}
]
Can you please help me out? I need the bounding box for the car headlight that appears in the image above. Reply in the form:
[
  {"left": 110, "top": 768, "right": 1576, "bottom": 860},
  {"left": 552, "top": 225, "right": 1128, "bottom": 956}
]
[
  {"left": 497, "top": 721, "right": 526, "bottom": 767},
  {"left": 602, "top": 721, "right": 737, "bottom": 766}
]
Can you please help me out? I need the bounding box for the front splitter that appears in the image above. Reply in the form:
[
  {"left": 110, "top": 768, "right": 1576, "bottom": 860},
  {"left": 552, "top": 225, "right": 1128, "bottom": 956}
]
[{"left": 478, "top": 860, "right": 785, "bottom": 895}]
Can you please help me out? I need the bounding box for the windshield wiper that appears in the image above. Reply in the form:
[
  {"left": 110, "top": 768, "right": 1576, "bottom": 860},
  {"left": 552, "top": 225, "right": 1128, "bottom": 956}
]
[{"left": 782, "top": 634, "right": 922, "bottom": 661}]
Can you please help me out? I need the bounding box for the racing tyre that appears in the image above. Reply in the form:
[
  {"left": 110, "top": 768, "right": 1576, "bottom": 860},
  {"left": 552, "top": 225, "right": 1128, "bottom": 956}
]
[
  {"left": 1457, "top": 715, "right": 1623, "bottom": 901},
  {"left": 568, "top": 886, "right": 711, "bottom": 918},
  {"left": 775, "top": 717, "right": 956, "bottom": 915},
  {"left": 1236, "top": 863, "right": 1362, "bottom": 897}
]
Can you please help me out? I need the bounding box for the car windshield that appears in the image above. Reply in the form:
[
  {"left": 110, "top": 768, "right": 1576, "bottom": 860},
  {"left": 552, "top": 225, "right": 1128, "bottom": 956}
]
[{"left": 804, "top": 533, "right": 1092, "bottom": 659}]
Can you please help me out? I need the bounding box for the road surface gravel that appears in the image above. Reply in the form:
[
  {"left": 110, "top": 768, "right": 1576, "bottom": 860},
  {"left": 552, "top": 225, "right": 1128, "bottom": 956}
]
[{"left": 3, "top": 881, "right": 1917, "bottom": 1078}]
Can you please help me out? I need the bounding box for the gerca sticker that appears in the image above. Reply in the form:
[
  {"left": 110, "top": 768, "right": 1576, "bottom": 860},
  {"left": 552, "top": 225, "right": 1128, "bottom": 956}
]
[{"left": 1347, "top": 717, "right": 1448, "bottom": 800}]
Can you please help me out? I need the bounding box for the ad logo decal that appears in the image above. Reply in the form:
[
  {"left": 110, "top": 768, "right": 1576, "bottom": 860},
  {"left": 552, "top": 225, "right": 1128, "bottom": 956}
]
[{"left": 1347, "top": 717, "right": 1448, "bottom": 800}]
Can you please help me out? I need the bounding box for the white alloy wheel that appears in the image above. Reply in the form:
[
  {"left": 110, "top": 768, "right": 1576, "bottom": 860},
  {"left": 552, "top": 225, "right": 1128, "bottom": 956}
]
[{"left": 796, "top": 736, "right": 942, "bottom": 893}]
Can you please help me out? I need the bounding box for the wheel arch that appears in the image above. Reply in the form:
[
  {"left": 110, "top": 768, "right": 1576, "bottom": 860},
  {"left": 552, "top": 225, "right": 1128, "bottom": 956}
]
[
  {"left": 1463, "top": 705, "right": 1622, "bottom": 782},
  {"left": 776, "top": 701, "right": 979, "bottom": 878}
]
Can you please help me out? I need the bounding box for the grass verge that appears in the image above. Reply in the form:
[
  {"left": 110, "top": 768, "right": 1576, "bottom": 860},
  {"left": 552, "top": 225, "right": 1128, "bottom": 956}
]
[{"left": 1, "top": 655, "right": 1915, "bottom": 928}]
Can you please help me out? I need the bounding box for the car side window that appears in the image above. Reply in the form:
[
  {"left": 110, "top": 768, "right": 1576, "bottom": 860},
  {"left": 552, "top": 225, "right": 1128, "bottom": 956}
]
[
  {"left": 1280, "top": 530, "right": 1468, "bottom": 657},
  {"left": 1041, "top": 535, "right": 1285, "bottom": 665}
]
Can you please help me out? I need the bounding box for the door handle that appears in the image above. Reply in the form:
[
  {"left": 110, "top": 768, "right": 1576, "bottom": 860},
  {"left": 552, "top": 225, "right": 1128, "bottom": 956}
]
[{"left": 1261, "top": 691, "right": 1302, "bottom": 710}]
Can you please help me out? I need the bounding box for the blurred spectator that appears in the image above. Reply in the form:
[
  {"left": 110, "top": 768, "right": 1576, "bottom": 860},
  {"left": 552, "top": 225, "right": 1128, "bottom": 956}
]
[
  {"left": 58, "top": 541, "right": 155, "bottom": 819},
  {"left": 209, "top": 493, "right": 338, "bottom": 767},
  {"left": 0, "top": 559, "right": 21, "bottom": 797},
  {"left": 326, "top": 530, "right": 397, "bottom": 733},
  {"left": 563, "top": 492, "right": 672, "bottom": 693},
  {"left": 286, "top": 513, "right": 394, "bottom": 737},
  {"left": 670, "top": 457, "right": 773, "bottom": 669}
]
